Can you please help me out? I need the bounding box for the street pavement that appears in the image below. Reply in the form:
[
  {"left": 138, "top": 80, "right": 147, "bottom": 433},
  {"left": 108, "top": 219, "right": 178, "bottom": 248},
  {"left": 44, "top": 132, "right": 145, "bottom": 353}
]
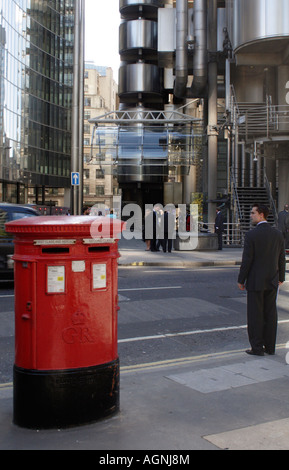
[
  {"left": 0, "top": 234, "right": 289, "bottom": 450},
  {"left": 118, "top": 231, "right": 244, "bottom": 268}
]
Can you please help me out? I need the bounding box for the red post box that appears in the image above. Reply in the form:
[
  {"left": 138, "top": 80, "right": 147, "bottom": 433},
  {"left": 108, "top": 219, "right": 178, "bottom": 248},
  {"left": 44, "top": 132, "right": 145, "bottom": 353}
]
[{"left": 5, "top": 216, "right": 124, "bottom": 429}]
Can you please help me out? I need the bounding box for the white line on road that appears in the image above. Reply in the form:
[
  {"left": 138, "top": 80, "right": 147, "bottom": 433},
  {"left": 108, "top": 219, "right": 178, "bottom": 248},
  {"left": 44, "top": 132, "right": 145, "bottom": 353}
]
[
  {"left": 118, "top": 320, "right": 289, "bottom": 344},
  {"left": 0, "top": 288, "right": 182, "bottom": 297},
  {"left": 118, "top": 286, "right": 182, "bottom": 292},
  {"left": 143, "top": 267, "right": 240, "bottom": 273}
]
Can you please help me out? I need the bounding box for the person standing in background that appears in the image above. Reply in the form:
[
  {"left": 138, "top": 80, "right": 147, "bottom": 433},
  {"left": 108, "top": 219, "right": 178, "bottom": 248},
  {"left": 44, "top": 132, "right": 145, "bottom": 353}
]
[
  {"left": 278, "top": 204, "right": 289, "bottom": 249},
  {"left": 215, "top": 208, "right": 224, "bottom": 250}
]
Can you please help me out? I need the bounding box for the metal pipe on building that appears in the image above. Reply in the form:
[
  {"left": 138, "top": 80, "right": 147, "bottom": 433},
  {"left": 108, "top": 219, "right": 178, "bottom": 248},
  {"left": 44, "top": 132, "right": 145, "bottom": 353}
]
[
  {"left": 190, "top": 0, "right": 207, "bottom": 97},
  {"left": 71, "top": 0, "right": 85, "bottom": 215},
  {"left": 174, "top": 0, "right": 188, "bottom": 99},
  {"left": 78, "top": 0, "right": 85, "bottom": 215},
  {"left": 207, "top": 0, "right": 218, "bottom": 225}
]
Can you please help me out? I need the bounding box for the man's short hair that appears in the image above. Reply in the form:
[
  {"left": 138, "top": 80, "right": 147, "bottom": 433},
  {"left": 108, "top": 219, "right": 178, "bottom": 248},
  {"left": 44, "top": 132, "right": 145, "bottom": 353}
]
[{"left": 252, "top": 203, "right": 270, "bottom": 220}]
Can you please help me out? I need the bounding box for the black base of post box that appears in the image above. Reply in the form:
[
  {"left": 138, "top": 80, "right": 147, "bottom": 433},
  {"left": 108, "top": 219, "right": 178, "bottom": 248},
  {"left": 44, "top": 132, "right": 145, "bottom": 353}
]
[{"left": 13, "top": 359, "right": 119, "bottom": 429}]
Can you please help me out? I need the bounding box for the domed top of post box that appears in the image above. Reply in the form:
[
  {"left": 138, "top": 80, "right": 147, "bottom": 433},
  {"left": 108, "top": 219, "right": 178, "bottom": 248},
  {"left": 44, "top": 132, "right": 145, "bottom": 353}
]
[{"left": 5, "top": 216, "right": 124, "bottom": 240}]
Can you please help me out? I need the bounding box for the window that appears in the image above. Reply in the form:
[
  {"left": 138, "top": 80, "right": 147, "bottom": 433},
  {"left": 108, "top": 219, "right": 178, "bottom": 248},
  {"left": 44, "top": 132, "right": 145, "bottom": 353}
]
[
  {"left": 95, "top": 186, "right": 105, "bottom": 196},
  {"left": 84, "top": 124, "right": 91, "bottom": 134},
  {"left": 83, "top": 185, "right": 90, "bottom": 195},
  {"left": 0, "top": 210, "right": 8, "bottom": 238},
  {"left": 95, "top": 169, "right": 104, "bottom": 179}
]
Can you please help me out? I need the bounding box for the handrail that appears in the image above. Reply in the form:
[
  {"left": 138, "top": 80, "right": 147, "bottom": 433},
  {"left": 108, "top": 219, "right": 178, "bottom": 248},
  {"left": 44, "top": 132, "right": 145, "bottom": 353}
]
[
  {"left": 264, "top": 174, "right": 278, "bottom": 226},
  {"left": 199, "top": 222, "right": 243, "bottom": 246},
  {"left": 232, "top": 102, "right": 289, "bottom": 138},
  {"left": 230, "top": 168, "right": 243, "bottom": 223}
]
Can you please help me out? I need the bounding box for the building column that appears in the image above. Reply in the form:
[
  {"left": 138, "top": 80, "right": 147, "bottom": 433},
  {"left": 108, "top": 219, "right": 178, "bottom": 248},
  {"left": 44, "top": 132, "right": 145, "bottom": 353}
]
[
  {"left": 71, "top": 0, "right": 85, "bottom": 215},
  {"left": 207, "top": 0, "right": 218, "bottom": 224}
]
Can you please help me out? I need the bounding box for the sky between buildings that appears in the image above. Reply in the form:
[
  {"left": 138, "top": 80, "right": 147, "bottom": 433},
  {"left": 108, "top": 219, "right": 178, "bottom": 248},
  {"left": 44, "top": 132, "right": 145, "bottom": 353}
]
[{"left": 85, "top": 0, "right": 120, "bottom": 82}]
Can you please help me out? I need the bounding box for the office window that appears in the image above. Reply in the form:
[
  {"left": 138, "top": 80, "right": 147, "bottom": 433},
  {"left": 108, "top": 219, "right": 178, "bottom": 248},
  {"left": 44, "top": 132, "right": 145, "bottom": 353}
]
[
  {"left": 95, "top": 186, "right": 105, "bottom": 196},
  {"left": 95, "top": 169, "right": 104, "bottom": 179}
]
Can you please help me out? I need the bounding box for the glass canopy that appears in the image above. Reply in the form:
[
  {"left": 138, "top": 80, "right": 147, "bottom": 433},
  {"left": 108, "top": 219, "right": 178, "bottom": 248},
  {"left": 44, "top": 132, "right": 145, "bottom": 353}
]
[{"left": 89, "top": 110, "right": 203, "bottom": 175}]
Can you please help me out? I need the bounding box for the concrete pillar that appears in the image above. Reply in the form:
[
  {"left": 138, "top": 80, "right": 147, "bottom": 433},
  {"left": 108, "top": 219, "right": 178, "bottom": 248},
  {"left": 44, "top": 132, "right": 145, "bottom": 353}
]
[{"left": 207, "top": 0, "right": 218, "bottom": 224}]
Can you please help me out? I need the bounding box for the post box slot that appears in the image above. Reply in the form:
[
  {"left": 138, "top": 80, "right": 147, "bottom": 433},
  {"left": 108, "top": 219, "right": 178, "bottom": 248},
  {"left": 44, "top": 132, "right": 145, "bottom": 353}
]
[
  {"left": 42, "top": 247, "right": 70, "bottom": 254},
  {"left": 88, "top": 246, "right": 110, "bottom": 253}
]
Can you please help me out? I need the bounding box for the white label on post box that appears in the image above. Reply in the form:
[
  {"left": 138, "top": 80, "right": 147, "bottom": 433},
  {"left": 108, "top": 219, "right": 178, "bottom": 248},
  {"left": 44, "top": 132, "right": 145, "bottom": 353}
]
[
  {"left": 34, "top": 239, "right": 76, "bottom": 245},
  {"left": 47, "top": 266, "right": 65, "bottom": 293},
  {"left": 72, "top": 260, "right": 86, "bottom": 272},
  {"left": 93, "top": 264, "right": 106, "bottom": 289}
]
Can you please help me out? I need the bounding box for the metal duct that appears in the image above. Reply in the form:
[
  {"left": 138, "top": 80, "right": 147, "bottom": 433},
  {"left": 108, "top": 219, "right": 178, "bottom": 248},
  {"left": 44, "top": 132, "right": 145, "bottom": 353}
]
[
  {"left": 119, "top": 19, "right": 158, "bottom": 58},
  {"left": 227, "top": 0, "right": 289, "bottom": 54},
  {"left": 118, "top": 62, "right": 162, "bottom": 101},
  {"left": 118, "top": 0, "right": 166, "bottom": 183},
  {"left": 120, "top": 0, "right": 163, "bottom": 19},
  {"left": 174, "top": 0, "right": 188, "bottom": 99},
  {"left": 190, "top": 0, "right": 207, "bottom": 97}
]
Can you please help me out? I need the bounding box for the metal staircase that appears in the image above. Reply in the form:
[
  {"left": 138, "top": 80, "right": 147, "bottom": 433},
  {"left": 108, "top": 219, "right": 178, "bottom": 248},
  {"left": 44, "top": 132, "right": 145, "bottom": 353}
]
[
  {"left": 227, "top": 87, "right": 280, "bottom": 243},
  {"left": 230, "top": 169, "right": 278, "bottom": 243},
  {"left": 236, "top": 186, "right": 276, "bottom": 233}
]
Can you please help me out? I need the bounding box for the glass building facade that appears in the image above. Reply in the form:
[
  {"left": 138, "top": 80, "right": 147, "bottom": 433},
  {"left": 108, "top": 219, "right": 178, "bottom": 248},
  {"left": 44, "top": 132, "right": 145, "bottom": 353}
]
[{"left": 0, "top": 0, "right": 75, "bottom": 204}]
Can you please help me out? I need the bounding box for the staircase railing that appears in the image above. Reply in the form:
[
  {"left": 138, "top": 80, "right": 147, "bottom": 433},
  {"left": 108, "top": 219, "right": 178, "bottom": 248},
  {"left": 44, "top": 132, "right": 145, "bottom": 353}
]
[
  {"left": 230, "top": 169, "right": 245, "bottom": 245},
  {"left": 264, "top": 174, "right": 278, "bottom": 226}
]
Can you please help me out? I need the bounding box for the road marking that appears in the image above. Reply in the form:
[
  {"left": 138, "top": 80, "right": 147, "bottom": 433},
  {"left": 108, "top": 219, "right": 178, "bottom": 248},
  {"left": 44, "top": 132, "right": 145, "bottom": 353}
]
[
  {"left": 143, "top": 266, "right": 240, "bottom": 273},
  {"left": 1, "top": 343, "right": 288, "bottom": 389},
  {"left": 118, "top": 286, "right": 182, "bottom": 292},
  {"left": 118, "top": 325, "right": 248, "bottom": 343},
  {"left": 0, "top": 382, "right": 13, "bottom": 389},
  {"left": 0, "top": 349, "right": 273, "bottom": 387},
  {"left": 0, "top": 286, "right": 182, "bottom": 297},
  {"left": 120, "top": 343, "right": 289, "bottom": 374},
  {"left": 118, "top": 320, "right": 289, "bottom": 344}
]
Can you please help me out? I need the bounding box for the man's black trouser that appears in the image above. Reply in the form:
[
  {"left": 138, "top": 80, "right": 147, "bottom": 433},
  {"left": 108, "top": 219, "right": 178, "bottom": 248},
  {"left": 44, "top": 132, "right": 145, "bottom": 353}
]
[{"left": 247, "top": 288, "right": 278, "bottom": 354}]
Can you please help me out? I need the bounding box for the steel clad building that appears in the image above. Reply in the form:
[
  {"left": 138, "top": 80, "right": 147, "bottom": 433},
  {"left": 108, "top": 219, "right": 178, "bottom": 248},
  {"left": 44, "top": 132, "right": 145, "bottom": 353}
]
[{"left": 89, "top": 0, "right": 289, "bottom": 239}]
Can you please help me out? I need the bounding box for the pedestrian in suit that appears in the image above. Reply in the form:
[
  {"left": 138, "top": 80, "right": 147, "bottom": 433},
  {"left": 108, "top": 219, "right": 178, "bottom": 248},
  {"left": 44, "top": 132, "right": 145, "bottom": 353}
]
[
  {"left": 215, "top": 208, "right": 224, "bottom": 250},
  {"left": 150, "top": 208, "right": 158, "bottom": 252},
  {"left": 238, "top": 204, "right": 286, "bottom": 356},
  {"left": 278, "top": 204, "right": 289, "bottom": 249},
  {"left": 162, "top": 210, "right": 174, "bottom": 253}
]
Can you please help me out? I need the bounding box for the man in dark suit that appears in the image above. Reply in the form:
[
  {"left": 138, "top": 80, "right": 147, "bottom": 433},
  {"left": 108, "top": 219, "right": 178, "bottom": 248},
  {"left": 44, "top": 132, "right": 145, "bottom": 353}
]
[
  {"left": 162, "top": 210, "right": 174, "bottom": 253},
  {"left": 215, "top": 208, "right": 224, "bottom": 250},
  {"left": 278, "top": 203, "right": 289, "bottom": 249},
  {"left": 238, "top": 203, "right": 286, "bottom": 356}
]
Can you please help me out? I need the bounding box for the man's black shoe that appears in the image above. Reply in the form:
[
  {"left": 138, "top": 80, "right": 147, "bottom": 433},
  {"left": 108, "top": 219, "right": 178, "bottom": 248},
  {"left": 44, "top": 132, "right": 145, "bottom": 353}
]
[
  {"left": 245, "top": 349, "right": 265, "bottom": 356},
  {"left": 264, "top": 349, "right": 275, "bottom": 355}
]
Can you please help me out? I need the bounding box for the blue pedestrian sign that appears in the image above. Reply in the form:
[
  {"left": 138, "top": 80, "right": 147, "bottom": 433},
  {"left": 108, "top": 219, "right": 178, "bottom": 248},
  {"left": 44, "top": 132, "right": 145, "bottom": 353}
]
[{"left": 71, "top": 172, "right": 80, "bottom": 186}]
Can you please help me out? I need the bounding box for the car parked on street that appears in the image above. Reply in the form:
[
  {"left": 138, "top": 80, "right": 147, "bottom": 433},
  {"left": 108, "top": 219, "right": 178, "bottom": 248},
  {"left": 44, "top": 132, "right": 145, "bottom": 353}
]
[{"left": 0, "top": 203, "right": 39, "bottom": 280}]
